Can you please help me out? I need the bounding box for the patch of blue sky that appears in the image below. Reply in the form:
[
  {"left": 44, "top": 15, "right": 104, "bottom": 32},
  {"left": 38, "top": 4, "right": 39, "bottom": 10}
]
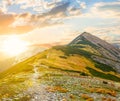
[
  {"left": 84, "top": 0, "right": 118, "bottom": 9},
  {"left": 7, "top": 4, "right": 36, "bottom": 14}
]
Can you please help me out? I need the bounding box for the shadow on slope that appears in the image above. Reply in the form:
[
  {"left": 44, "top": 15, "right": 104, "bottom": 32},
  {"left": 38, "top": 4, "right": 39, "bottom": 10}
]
[{"left": 86, "top": 67, "right": 120, "bottom": 82}]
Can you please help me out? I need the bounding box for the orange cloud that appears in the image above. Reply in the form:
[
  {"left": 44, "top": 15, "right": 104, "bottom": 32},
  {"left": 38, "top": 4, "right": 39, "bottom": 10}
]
[
  {"left": 0, "top": 12, "right": 35, "bottom": 35},
  {"left": 0, "top": 25, "right": 34, "bottom": 35},
  {"left": 0, "top": 13, "right": 14, "bottom": 27}
]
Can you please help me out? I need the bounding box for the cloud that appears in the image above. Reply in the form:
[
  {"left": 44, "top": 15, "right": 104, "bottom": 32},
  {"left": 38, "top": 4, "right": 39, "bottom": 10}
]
[
  {"left": 84, "top": 25, "right": 120, "bottom": 43},
  {"left": 80, "top": 2, "right": 86, "bottom": 9},
  {"left": 0, "top": 0, "right": 86, "bottom": 14},
  {"left": 0, "top": 10, "right": 62, "bottom": 34},
  {"left": 89, "top": 1, "right": 120, "bottom": 18},
  {"left": 0, "top": 12, "right": 14, "bottom": 26},
  {"left": 1, "top": 0, "right": 119, "bottom": 37},
  {"left": 21, "top": 24, "right": 73, "bottom": 45},
  {"left": 0, "top": 12, "right": 35, "bottom": 34},
  {"left": 19, "top": 0, "right": 86, "bottom": 15},
  {"left": 0, "top": 0, "right": 87, "bottom": 35}
]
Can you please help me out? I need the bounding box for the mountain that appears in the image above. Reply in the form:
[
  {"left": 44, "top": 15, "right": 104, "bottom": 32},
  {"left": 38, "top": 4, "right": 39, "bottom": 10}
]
[
  {"left": 69, "top": 32, "right": 120, "bottom": 73},
  {"left": 0, "top": 32, "right": 120, "bottom": 101}
]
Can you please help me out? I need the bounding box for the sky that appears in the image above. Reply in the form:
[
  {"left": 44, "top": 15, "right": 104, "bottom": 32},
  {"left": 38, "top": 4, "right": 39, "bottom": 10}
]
[{"left": 0, "top": 0, "right": 120, "bottom": 46}]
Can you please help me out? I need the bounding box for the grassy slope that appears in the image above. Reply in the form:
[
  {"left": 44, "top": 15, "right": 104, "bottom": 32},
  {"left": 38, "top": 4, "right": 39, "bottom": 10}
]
[
  {"left": 0, "top": 45, "right": 120, "bottom": 100},
  {"left": 0, "top": 45, "right": 120, "bottom": 81}
]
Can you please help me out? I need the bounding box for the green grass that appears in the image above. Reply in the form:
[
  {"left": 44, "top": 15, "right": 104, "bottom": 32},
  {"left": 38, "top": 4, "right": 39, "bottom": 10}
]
[
  {"left": 86, "top": 67, "right": 120, "bottom": 82},
  {"left": 76, "top": 37, "right": 98, "bottom": 48},
  {"left": 94, "top": 62, "right": 116, "bottom": 72},
  {"left": 49, "top": 66, "right": 82, "bottom": 74},
  {"left": 53, "top": 45, "right": 93, "bottom": 59}
]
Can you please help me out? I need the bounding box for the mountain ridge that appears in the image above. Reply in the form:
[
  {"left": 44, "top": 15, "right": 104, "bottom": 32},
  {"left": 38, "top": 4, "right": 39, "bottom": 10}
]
[
  {"left": 69, "top": 32, "right": 120, "bottom": 56},
  {"left": 69, "top": 32, "right": 120, "bottom": 73},
  {"left": 0, "top": 32, "right": 120, "bottom": 100}
]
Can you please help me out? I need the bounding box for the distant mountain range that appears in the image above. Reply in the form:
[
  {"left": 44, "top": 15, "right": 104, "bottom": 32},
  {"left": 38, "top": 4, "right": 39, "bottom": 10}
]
[{"left": 0, "top": 32, "right": 120, "bottom": 100}]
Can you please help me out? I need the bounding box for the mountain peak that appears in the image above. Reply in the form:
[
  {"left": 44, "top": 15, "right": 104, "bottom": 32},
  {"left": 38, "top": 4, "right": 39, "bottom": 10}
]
[
  {"left": 69, "top": 32, "right": 120, "bottom": 60},
  {"left": 68, "top": 32, "right": 120, "bottom": 73},
  {"left": 80, "top": 32, "right": 99, "bottom": 40},
  {"left": 69, "top": 32, "right": 95, "bottom": 45},
  {"left": 80, "top": 32, "right": 91, "bottom": 36}
]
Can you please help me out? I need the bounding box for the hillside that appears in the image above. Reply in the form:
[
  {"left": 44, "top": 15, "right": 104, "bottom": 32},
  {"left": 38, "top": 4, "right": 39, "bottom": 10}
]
[
  {"left": 0, "top": 46, "right": 45, "bottom": 73},
  {"left": 0, "top": 32, "right": 120, "bottom": 101},
  {"left": 69, "top": 32, "right": 120, "bottom": 73}
]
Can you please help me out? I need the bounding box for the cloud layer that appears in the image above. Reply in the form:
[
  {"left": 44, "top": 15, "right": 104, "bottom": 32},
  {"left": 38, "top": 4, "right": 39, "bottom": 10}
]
[
  {"left": 0, "top": 0, "right": 119, "bottom": 45},
  {"left": 89, "top": 1, "right": 120, "bottom": 18},
  {"left": 0, "top": 0, "right": 87, "bottom": 34}
]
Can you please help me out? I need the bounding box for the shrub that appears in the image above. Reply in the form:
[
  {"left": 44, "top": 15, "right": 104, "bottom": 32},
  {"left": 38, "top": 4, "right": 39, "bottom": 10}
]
[
  {"left": 90, "top": 88, "right": 117, "bottom": 97},
  {"left": 81, "top": 94, "right": 94, "bottom": 101},
  {"left": 46, "top": 86, "right": 68, "bottom": 93},
  {"left": 80, "top": 72, "right": 89, "bottom": 76},
  {"left": 59, "top": 56, "right": 67, "bottom": 59},
  {"left": 102, "top": 97, "right": 116, "bottom": 101}
]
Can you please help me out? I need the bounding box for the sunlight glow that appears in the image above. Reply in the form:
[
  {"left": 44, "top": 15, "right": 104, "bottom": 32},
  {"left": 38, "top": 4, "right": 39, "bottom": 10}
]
[{"left": 2, "top": 35, "right": 29, "bottom": 56}]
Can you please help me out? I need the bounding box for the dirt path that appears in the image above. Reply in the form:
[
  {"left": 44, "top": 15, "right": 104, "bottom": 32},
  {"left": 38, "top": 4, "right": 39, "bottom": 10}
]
[{"left": 24, "top": 64, "right": 59, "bottom": 101}]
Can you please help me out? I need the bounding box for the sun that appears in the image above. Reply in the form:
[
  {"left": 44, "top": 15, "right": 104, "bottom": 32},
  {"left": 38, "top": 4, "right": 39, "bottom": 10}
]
[{"left": 2, "top": 36, "right": 29, "bottom": 56}]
